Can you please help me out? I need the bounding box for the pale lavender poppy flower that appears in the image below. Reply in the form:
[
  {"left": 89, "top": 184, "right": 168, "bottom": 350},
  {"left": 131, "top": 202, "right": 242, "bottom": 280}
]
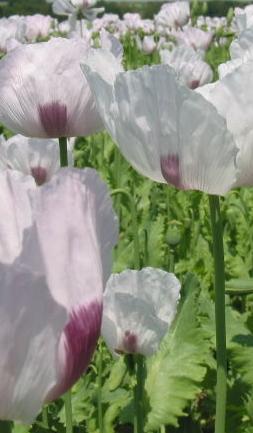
[
  {"left": 47, "top": 0, "right": 104, "bottom": 21},
  {"left": 0, "top": 134, "right": 74, "bottom": 185},
  {"left": 0, "top": 37, "right": 121, "bottom": 138},
  {"left": 155, "top": 1, "right": 190, "bottom": 31},
  {"left": 82, "top": 50, "right": 238, "bottom": 195},
  {"left": 160, "top": 46, "right": 213, "bottom": 89},
  {"left": 0, "top": 168, "right": 118, "bottom": 422},
  {"left": 102, "top": 268, "right": 180, "bottom": 357}
]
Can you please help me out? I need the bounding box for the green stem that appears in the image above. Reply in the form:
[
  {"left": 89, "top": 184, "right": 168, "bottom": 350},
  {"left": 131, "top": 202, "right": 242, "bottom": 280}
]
[
  {"left": 134, "top": 355, "right": 144, "bottom": 433},
  {"left": 113, "top": 148, "right": 122, "bottom": 215},
  {"left": 64, "top": 391, "right": 73, "bottom": 433},
  {"left": 59, "top": 137, "right": 68, "bottom": 167},
  {"left": 42, "top": 406, "right": 48, "bottom": 428},
  {"left": 98, "top": 343, "right": 104, "bottom": 433},
  {"left": 111, "top": 188, "right": 140, "bottom": 269},
  {"left": 0, "top": 421, "right": 12, "bottom": 433},
  {"left": 208, "top": 195, "right": 227, "bottom": 433},
  {"left": 59, "top": 136, "right": 72, "bottom": 433}
]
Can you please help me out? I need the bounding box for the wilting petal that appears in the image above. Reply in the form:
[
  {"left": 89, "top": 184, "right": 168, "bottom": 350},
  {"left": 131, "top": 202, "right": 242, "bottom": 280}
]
[
  {"left": 83, "top": 61, "right": 238, "bottom": 194},
  {"left": 102, "top": 268, "right": 181, "bottom": 356},
  {"left": 0, "top": 263, "right": 67, "bottom": 423}
]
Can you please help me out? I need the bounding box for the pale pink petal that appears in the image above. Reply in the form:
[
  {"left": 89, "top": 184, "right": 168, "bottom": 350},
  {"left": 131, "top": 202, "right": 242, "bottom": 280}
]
[
  {"left": 0, "top": 170, "right": 35, "bottom": 264},
  {"left": 31, "top": 168, "right": 118, "bottom": 395},
  {"left": 0, "top": 263, "right": 67, "bottom": 423}
]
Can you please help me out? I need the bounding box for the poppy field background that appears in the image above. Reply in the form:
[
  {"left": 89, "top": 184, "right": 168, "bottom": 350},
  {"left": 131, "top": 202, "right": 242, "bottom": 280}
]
[{"left": 1, "top": 1, "right": 253, "bottom": 433}]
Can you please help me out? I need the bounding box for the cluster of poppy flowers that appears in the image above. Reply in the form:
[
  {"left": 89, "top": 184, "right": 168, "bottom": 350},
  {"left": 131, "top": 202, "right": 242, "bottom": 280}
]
[{"left": 1, "top": 0, "right": 253, "bottom": 426}]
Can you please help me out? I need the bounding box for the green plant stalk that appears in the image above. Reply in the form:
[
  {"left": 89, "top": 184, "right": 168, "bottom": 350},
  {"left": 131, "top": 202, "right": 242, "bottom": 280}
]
[
  {"left": 134, "top": 355, "right": 144, "bottom": 433},
  {"left": 0, "top": 421, "right": 12, "bottom": 433},
  {"left": 98, "top": 343, "right": 104, "bottom": 433},
  {"left": 58, "top": 137, "right": 72, "bottom": 433},
  {"left": 113, "top": 148, "right": 122, "bottom": 215},
  {"left": 111, "top": 188, "right": 140, "bottom": 269},
  {"left": 59, "top": 137, "right": 68, "bottom": 167},
  {"left": 42, "top": 406, "right": 49, "bottom": 428},
  {"left": 209, "top": 195, "right": 227, "bottom": 433},
  {"left": 64, "top": 391, "right": 73, "bottom": 433}
]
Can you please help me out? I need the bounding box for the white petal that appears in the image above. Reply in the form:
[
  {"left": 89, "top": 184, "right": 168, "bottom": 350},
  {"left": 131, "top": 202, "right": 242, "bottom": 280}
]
[
  {"left": 32, "top": 168, "right": 118, "bottom": 310},
  {"left": 0, "top": 263, "right": 67, "bottom": 423},
  {"left": 0, "top": 170, "right": 35, "bottom": 264},
  {"left": 198, "top": 61, "right": 253, "bottom": 187}
]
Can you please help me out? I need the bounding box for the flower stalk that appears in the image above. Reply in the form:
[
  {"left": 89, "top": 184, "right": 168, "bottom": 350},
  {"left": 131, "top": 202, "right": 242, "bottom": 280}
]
[
  {"left": 208, "top": 195, "right": 227, "bottom": 433},
  {"left": 134, "top": 355, "right": 145, "bottom": 433},
  {"left": 59, "top": 136, "right": 73, "bottom": 433},
  {"left": 59, "top": 137, "right": 68, "bottom": 167},
  {"left": 0, "top": 421, "right": 12, "bottom": 433}
]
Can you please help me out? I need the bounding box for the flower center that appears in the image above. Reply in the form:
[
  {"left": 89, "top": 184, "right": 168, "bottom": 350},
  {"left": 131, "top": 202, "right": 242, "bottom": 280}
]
[
  {"left": 38, "top": 102, "right": 68, "bottom": 138},
  {"left": 31, "top": 166, "right": 47, "bottom": 186},
  {"left": 122, "top": 330, "right": 138, "bottom": 353},
  {"left": 160, "top": 154, "right": 184, "bottom": 189}
]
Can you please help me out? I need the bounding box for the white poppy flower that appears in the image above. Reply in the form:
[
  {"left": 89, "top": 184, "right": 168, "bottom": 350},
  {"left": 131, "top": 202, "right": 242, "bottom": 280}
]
[
  {"left": 47, "top": 0, "right": 104, "bottom": 21},
  {"left": 218, "top": 27, "right": 253, "bottom": 79},
  {"left": 102, "top": 268, "right": 180, "bottom": 357},
  {"left": 155, "top": 1, "right": 190, "bottom": 31},
  {"left": 0, "top": 37, "right": 121, "bottom": 138},
  {"left": 25, "top": 15, "right": 53, "bottom": 42},
  {"left": 82, "top": 50, "right": 238, "bottom": 195},
  {"left": 175, "top": 26, "right": 213, "bottom": 52},
  {"left": 160, "top": 46, "right": 213, "bottom": 89},
  {"left": 142, "top": 36, "right": 157, "bottom": 54},
  {"left": 233, "top": 5, "right": 253, "bottom": 34},
  {"left": 0, "top": 134, "right": 74, "bottom": 185}
]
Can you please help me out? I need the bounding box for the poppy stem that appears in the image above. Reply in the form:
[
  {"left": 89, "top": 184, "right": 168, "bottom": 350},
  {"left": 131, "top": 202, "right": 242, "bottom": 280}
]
[
  {"left": 0, "top": 421, "right": 12, "bottom": 433},
  {"left": 111, "top": 189, "right": 140, "bottom": 269},
  {"left": 208, "top": 195, "right": 227, "bottom": 433},
  {"left": 134, "top": 354, "right": 145, "bottom": 433},
  {"left": 64, "top": 391, "right": 73, "bottom": 433},
  {"left": 97, "top": 342, "right": 104, "bottom": 433},
  {"left": 58, "top": 136, "right": 72, "bottom": 433},
  {"left": 59, "top": 137, "right": 68, "bottom": 167},
  {"left": 113, "top": 147, "right": 122, "bottom": 215}
]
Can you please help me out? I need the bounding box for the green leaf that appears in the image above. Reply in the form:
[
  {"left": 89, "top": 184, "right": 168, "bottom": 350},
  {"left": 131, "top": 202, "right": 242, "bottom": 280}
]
[{"left": 145, "top": 274, "right": 210, "bottom": 430}]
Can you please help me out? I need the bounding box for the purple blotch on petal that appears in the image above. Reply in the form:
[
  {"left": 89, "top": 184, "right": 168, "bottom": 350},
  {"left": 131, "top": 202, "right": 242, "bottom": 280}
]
[
  {"left": 122, "top": 330, "right": 138, "bottom": 353},
  {"left": 189, "top": 80, "right": 200, "bottom": 90},
  {"left": 31, "top": 166, "right": 47, "bottom": 186},
  {"left": 160, "top": 154, "right": 184, "bottom": 189},
  {"left": 47, "top": 301, "right": 102, "bottom": 401},
  {"left": 38, "top": 102, "right": 68, "bottom": 138}
]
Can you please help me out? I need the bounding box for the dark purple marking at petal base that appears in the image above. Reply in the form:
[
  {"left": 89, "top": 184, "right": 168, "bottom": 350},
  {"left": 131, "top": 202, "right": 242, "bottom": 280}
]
[
  {"left": 189, "top": 80, "right": 200, "bottom": 90},
  {"left": 31, "top": 166, "right": 47, "bottom": 186},
  {"left": 160, "top": 154, "right": 184, "bottom": 189},
  {"left": 122, "top": 330, "right": 138, "bottom": 353},
  {"left": 47, "top": 301, "right": 102, "bottom": 400},
  {"left": 38, "top": 102, "right": 68, "bottom": 138}
]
